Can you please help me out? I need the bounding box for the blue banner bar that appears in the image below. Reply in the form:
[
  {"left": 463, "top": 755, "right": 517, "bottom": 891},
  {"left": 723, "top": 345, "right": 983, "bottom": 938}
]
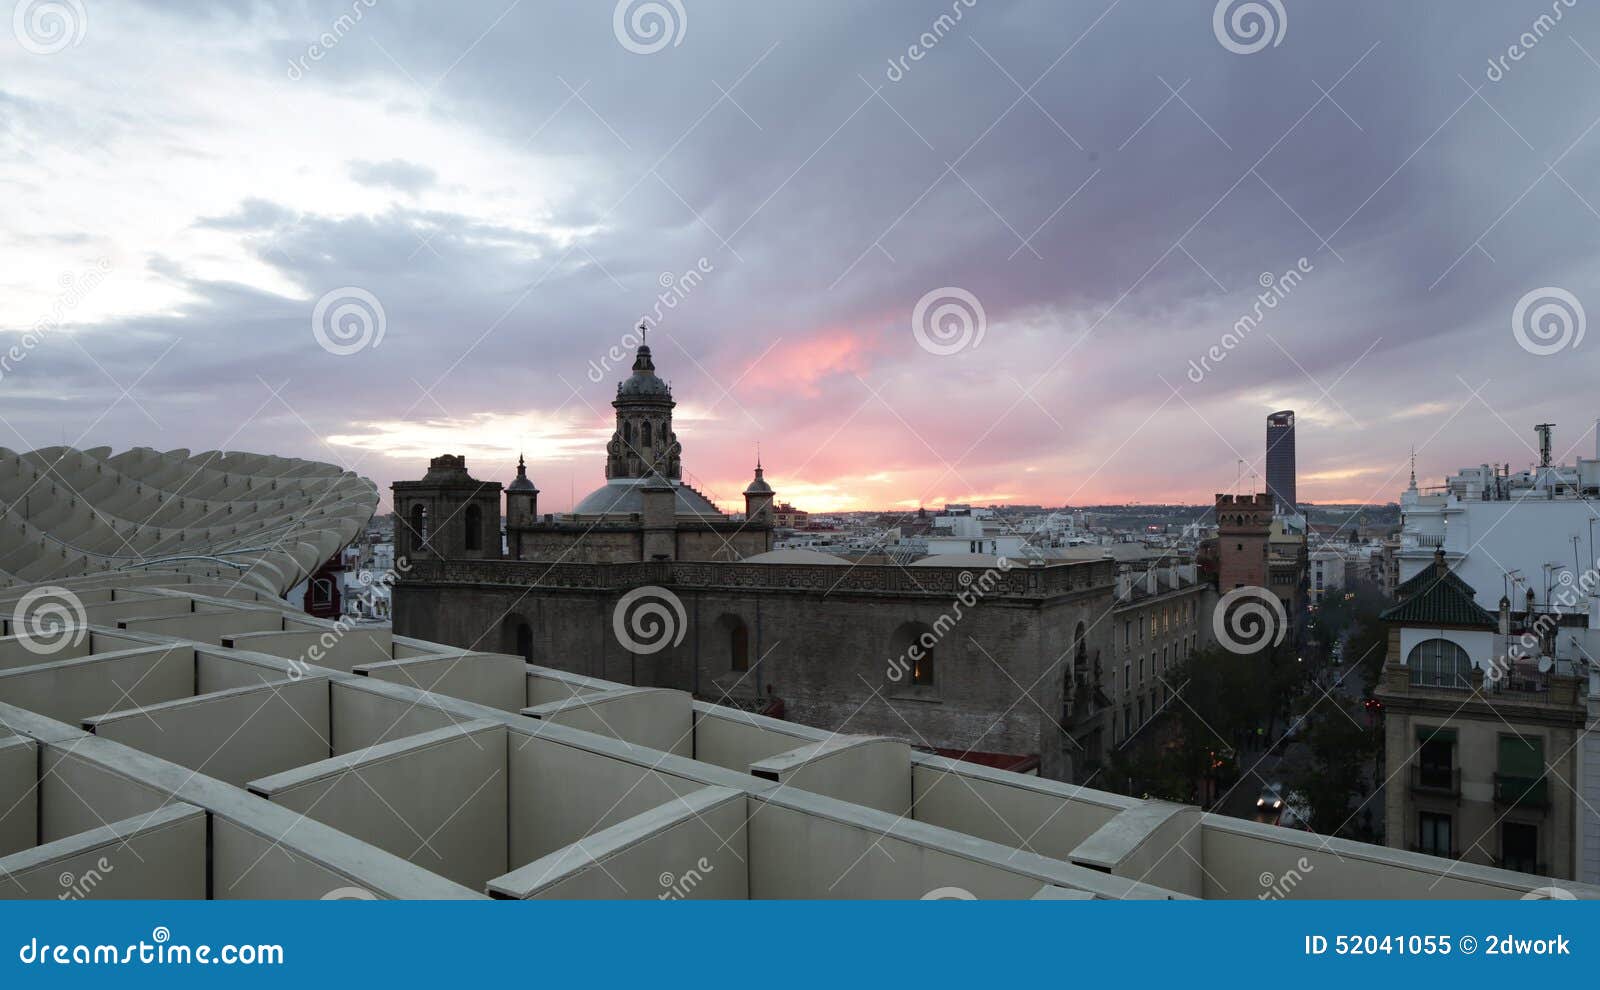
[{"left": 1, "top": 901, "right": 1591, "bottom": 986}]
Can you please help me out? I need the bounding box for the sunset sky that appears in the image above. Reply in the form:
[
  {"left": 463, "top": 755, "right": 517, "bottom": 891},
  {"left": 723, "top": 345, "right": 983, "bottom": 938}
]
[{"left": 5, "top": 0, "right": 1600, "bottom": 513}]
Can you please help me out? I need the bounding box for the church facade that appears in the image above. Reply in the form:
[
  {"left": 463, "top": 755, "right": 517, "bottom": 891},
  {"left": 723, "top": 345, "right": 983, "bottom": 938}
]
[
  {"left": 392, "top": 338, "right": 774, "bottom": 567},
  {"left": 391, "top": 337, "right": 1118, "bottom": 780}
]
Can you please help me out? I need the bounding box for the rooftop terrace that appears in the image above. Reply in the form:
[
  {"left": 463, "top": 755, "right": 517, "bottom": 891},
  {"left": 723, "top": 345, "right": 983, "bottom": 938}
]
[{"left": 0, "top": 571, "right": 1594, "bottom": 901}]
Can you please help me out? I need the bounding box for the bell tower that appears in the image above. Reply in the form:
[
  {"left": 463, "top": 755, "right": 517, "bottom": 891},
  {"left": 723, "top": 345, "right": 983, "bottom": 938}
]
[
  {"left": 744, "top": 456, "right": 775, "bottom": 525},
  {"left": 606, "top": 325, "right": 680, "bottom": 482},
  {"left": 391, "top": 455, "right": 503, "bottom": 561},
  {"left": 505, "top": 454, "right": 539, "bottom": 559}
]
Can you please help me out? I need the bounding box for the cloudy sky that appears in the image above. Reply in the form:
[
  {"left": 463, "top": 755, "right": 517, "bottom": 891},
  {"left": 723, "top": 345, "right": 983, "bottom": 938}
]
[{"left": 4, "top": 0, "right": 1600, "bottom": 512}]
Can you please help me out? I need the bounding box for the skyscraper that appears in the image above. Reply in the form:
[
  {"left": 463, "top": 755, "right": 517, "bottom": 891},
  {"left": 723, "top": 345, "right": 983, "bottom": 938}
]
[{"left": 1265, "top": 410, "right": 1296, "bottom": 512}]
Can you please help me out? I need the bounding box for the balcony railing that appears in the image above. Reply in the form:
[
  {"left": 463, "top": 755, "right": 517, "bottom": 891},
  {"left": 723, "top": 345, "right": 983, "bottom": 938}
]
[
  {"left": 1493, "top": 773, "right": 1550, "bottom": 810},
  {"left": 1408, "top": 669, "right": 1472, "bottom": 690},
  {"left": 1409, "top": 764, "right": 1460, "bottom": 797},
  {"left": 1486, "top": 663, "right": 1550, "bottom": 696}
]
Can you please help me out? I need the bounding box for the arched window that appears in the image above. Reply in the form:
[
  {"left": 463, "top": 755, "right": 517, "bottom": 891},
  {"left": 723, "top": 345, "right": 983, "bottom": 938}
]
[
  {"left": 623, "top": 421, "right": 633, "bottom": 444},
  {"left": 409, "top": 503, "right": 428, "bottom": 551},
  {"left": 311, "top": 577, "right": 334, "bottom": 608},
  {"left": 464, "top": 504, "right": 482, "bottom": 552},
  {"left": 1407, "top": 638, "right": 1473, "bottom": 688},
  {"left": 642, "top": 421, "right": 652, "bottom": 447},
  {"left": 502, "top": 616, "right": 535, "bottom": 662},
  {"left": 716, "top": 614, "right": 750, "bottom": 672},
  {"left": 890, "top": 622, "right": 938, "bottom": 689}
]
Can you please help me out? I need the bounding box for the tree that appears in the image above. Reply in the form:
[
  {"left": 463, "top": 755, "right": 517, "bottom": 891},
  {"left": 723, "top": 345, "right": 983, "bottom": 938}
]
[
  {"left": 1284, "top": 700, "right": 1381, "bottom": 838},
  {"left": 1112, "top": 643, "right": 1297, "bottom": 806},
  {"left": 1338, "top": 579, "right": 1391, "bottom": 693}
]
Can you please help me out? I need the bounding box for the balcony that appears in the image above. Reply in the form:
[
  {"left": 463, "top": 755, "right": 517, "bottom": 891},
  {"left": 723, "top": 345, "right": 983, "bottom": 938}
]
[
  {"left": 1487, "top": 662, "right": 1550, "bottom": 697},
  {"left": 1493, "top": 773, "right": 1550, "bottom": 810},
  {"left": 1409, "top": 764, "right": 1460, "bottom": 798}
]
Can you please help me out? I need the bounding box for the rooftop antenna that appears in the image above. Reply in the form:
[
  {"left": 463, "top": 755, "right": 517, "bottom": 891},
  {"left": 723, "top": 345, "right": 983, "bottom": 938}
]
[
  {"left": 1535, "top": 423, "right": 1554, "bottom": 468},
  {"left": 1543, "top": 560, "right": 1566, "bottom": 606}
]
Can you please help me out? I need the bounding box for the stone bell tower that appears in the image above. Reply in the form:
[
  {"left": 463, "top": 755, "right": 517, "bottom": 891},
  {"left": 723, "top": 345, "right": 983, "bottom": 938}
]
[
  {"left": 391, "top": 455, "right": 502, "bottom": 561},
  {"left": 606, "top": 325, "right": 681, "bottom": 482},
  {"left": 504, "top": 454, "right": 539, "bottom": 559},
  {"left": 744, "top": 457, "right": 775, "bottom": 525}
]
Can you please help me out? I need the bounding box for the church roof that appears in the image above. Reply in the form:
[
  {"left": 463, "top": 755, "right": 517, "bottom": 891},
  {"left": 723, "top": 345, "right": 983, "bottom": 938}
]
[
  {"left": 1380, "top": 550, "right": 1495, "bottom": 628},
  {"left": 570, "top": 476, "right": 723, "bottom": 519}
]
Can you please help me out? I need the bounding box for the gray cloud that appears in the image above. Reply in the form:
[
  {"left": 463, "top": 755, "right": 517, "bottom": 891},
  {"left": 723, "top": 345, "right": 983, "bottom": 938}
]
[
  {"left": 6, "top": 0, "right": 1600, "bottom": 507},
  {"left": 347, "top": 159, "right": 438, "bottom": 195}
]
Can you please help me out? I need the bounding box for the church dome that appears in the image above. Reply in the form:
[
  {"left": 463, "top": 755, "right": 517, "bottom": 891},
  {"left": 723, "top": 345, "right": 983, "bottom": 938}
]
[
  {"left": 618, "top": 373, "right": 671, "bottom": 398},
  {"left": 617, "top": 344, "right": 672, "bottom": 399},
  {"left": 571, "top": 477, "right": 723, "bottom": 518},
  {"left": 743, "top": 460, "right": 772, "bottom": 494},
  {"left": 507, "top": 454, "right": 537, "bottom": 493}
]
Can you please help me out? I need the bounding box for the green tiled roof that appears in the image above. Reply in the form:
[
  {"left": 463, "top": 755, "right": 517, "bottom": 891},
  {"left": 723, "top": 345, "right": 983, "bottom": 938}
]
[{"left": 1381, "top": 554, "right": 1495, "bottom": 628}]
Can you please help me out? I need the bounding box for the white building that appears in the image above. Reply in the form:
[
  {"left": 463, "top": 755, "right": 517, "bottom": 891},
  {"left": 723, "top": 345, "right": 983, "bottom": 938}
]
[
  {"left": 1308, "top": 549, "right": 1346, "bottom": 605},
  {"left": 342, "top": 540, "right": 396, "bottom": 620},
  {"left": 1393, "top": 422, "right": 1600, "bottom": 884},
  {"left": 1397, "top": 424, "right": 1600, "bottom": 601},
  {"left": 927, "top": 510, "right": 1030, "bottom": 558},
  {"left": 1308, "top": 543, "right": 1379, "bottom": 605}
]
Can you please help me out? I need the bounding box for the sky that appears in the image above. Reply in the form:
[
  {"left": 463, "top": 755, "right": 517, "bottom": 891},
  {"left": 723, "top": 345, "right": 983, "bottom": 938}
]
[{"left": 4, "top": 0, "right": 1600, "bottom": 514}]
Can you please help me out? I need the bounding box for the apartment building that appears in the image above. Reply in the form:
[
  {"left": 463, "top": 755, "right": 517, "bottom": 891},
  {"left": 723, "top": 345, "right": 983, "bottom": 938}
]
[
  {"left": 1096, "top": 556, "right": 1213, "bottom": 760},
  {"left": 1376, "top": 550, "right": 1587, "bottom": 878},
  {"left": 1382, "top": 423, "right": 1600, "bottom": 883}
]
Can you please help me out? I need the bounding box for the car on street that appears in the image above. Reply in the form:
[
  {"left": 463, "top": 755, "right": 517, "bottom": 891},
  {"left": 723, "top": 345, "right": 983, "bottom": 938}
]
[{"left": 1256, "top": 782, "right": 1285, "bottom": 820}]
